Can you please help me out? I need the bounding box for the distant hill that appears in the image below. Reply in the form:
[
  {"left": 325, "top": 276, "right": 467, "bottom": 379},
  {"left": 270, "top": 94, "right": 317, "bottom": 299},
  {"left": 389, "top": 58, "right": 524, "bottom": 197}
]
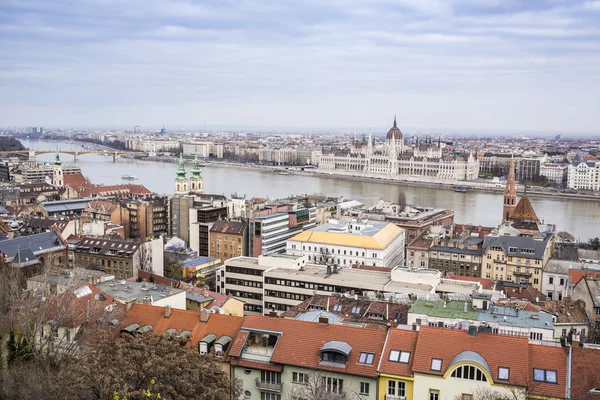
[{"left": 0, "top": 137, "right": 26, "bottom": 151}]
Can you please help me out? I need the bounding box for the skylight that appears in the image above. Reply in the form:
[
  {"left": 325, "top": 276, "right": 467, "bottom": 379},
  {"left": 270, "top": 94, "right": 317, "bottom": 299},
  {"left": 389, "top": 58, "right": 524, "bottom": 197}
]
[
  {"left": 388, "top": 350, "right": 410, "bottom": 363},
  {"left": 498, "top": 367, "right": 510, "bottom": 380},
  {"left": 333, "top": 304, "right": 342, "bottom": 312},
  {"left": 358, "top": 352, "right": 374, "bottom": 365},
  {"left": 351, "top": 306, "right": 361, "bottom": 314},
  {"left": 431, "top": 358, "right": 442, "bottom": 371},
  {"left": 73, "top": 286, "right": 92, "bottom": 298}
]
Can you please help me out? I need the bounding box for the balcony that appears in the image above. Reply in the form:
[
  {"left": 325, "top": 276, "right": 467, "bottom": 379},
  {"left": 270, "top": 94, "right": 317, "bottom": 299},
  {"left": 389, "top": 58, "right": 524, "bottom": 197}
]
[
  {"left": 255, "top": 378, "right": 283, "bottom": 392},
  {"left": 386, "top": 396, "right": 406, "bottom": 400},
  {"left": 514, "top": 270, "right": 532, "bottom": 277},
  {"left": 494, "top": 259, "right": 507, "bottom": 264}
]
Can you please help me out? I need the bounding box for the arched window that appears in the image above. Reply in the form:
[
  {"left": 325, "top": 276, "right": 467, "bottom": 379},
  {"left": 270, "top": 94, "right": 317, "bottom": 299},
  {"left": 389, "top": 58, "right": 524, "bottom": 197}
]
[{"left": 451, "top": 365, "right": 488, "bottom": 382}]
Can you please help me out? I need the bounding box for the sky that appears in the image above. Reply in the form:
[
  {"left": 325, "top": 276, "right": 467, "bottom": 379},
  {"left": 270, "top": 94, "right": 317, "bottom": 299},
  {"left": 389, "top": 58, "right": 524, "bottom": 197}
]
[{"left": 1, "top": 0, "right": 599, "bottom": 133}]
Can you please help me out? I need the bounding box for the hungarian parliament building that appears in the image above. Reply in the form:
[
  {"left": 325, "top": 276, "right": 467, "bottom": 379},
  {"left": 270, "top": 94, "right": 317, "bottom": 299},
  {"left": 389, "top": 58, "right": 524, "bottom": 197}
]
[{"left": 318, "top": 118, "right": 480, "bottom": 181}]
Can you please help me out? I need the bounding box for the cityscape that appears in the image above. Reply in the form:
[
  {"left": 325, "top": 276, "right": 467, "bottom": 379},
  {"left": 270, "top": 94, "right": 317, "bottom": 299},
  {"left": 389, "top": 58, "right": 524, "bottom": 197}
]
[{"left": 1, "top": 1, "right": 600, "bottom": 400}]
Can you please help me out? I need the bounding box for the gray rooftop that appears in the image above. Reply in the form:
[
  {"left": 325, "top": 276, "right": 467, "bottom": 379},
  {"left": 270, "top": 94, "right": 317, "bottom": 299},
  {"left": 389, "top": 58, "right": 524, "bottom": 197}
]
[
  {"left": 40, "top": 198, "right": 96, "bottom": 213},
  {"left": 0, "top": 231, "right": 65, "bottom": 261},
  {"left": 95, "top": 280, "right": 184, "bottom": 303},
  {"left": 310, "top": 219, "right": 389, "bottom": 237},
  {"left": 483, "top": 235, "right": 550, "bottom": 259},
  {"left": 478, "top": 305, "right": 553, "bottom": 330},
  {"left": 545, "top": 259, "right": 600, "bottom": 275}
]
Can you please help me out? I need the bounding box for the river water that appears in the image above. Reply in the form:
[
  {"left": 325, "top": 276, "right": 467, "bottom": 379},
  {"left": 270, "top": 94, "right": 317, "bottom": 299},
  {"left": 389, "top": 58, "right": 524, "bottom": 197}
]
[{"left": 21, "top": 139, "right": 600, "bottom": 241}]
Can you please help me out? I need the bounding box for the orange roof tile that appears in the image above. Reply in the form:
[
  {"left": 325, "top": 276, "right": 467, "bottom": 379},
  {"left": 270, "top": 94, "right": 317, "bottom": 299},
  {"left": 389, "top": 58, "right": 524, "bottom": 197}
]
[
  {"left": 378, "top": 329, "right": 418, "bottom": 377},
  {"left": 510, "top": 196, "right": 540, "bottom": 223},
  {"left": 236, "top": 315, "right": 387, "bottom": 377},
  {"left": 528, "top": 344, "right": 568, "bottom": 398},
  {"left": 571, "top": 346, "right": 600, "bottom": 399}
]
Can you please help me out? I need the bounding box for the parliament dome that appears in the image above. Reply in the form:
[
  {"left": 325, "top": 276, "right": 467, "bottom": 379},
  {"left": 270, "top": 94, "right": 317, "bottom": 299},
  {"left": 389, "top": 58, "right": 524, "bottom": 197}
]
[{"left": 386, "top": 116, "right": 403, "bottom": 140}]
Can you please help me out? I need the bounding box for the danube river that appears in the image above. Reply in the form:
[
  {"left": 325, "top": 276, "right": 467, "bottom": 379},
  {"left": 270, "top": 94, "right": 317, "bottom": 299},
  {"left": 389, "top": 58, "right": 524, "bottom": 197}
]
[{"left": 22, "top": 139, "right": 600, "bottom": 241}]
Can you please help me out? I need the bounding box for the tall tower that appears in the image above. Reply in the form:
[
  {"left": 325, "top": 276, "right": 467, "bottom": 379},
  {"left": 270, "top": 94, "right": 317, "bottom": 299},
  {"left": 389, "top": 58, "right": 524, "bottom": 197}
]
[
  {"left": 52, "top": 152, "right": 64, "bottom": 188},
  {"left": 174, "top": 154, "right": 189, "bottom": 195},
  {"left": 189, "top": 155, "right": 203, "bottom": 194},
  {"left": 503, "top": 157, "right": 517, "bottom": 221}
]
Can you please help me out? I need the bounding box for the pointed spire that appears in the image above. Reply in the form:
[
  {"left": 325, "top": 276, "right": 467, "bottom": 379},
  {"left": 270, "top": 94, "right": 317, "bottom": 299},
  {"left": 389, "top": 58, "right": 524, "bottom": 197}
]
[
  {"left": 191, "top": 155, "right": 202, "bottom": 178},
  {"left": 393, "top": 115, "right": 397, "bottom": 128},
  {"left": 176, "top": 153, "right": 186, "bottom": 179}
]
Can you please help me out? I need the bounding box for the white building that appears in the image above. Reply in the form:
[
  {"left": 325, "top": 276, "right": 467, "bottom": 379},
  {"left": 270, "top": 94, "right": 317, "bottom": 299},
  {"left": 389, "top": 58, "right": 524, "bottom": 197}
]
[
  {"left": 286, "top": 218, "right": 405, "bottom": 268},
  {"left": 319, "top": 118, "right": 479, "bottom": 181},
  {"left": 540, "top": 163, "right": 568, "bottom": 186},
  {"left": 182, "top": 142, "right": 223, "bottom": 158},
  {"left": 567, "top": 154, "right": 600, "bottom": 191},
  {"left": 259, "top": 147, "right": 297, "bottom": 165},
  {"left": 219, "top": 254, "right": 483, "bottom": 316}
]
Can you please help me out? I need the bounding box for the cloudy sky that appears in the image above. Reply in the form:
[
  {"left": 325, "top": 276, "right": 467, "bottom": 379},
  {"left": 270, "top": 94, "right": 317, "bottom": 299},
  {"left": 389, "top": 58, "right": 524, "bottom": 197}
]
[{"left": 1, "top": 0, "right": 599, "bottom": 133}]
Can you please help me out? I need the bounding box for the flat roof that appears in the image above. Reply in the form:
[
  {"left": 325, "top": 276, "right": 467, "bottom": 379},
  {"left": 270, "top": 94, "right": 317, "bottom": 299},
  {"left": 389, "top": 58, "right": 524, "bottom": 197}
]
[{"left": 95, "top": 280, "right": 184, "bottom": 303}]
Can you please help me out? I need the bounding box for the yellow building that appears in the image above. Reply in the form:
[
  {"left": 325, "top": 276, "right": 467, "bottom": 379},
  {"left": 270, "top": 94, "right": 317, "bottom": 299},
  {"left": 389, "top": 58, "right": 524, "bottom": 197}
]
[
  {"left": 482, "top": 235, "right": 553, "bottom": 291},
  {"left": 378, "top": 329, "right": 417, "bottom": 400},
  {"left": 185, "top": 288, "right": 245, "bottom": 317}
]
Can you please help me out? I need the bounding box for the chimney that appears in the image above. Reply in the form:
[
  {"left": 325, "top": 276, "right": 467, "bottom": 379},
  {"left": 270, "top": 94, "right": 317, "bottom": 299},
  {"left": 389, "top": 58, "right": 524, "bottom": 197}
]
[
  {"left": 200, "top": 308, "right": 210, "bottom": 322},
  {"left": 519, "top": 285, "right": 523, "bottom": 294},
  {"left": 164, "top": 305, "right": 172, "bottom": 319},
  {"left": 468, "top": 325, "right": 477, "bottom": 337},
  {"left": 318, "top": 316, "right": 329, "bottom": 325}
]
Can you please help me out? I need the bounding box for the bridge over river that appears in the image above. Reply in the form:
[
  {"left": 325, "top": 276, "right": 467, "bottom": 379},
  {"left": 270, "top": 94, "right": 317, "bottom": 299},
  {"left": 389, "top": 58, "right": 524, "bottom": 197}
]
[{"left": 0, "top": 149, "right": 151, "bottom": 162}]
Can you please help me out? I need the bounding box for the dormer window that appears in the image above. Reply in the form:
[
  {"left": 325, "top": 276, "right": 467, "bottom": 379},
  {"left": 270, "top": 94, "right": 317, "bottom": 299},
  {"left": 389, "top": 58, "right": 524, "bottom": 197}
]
[
  {"left": 214, "top": 336, "right": 232, "bottom": 358},
  {"left": 199, "top": 333, "right": 216, "bottom": 355},
  {"left": 431, "top": 358, "right": 442, "bottom": 371},
  {"left": 320, "top": 341, "right": 351, "bottom": 366},
  {"left": 333, "top": 304, "right": 342, "bottom": 312},
  {"left": 358, "top": 352, "right": 374, "bottom": 365}
]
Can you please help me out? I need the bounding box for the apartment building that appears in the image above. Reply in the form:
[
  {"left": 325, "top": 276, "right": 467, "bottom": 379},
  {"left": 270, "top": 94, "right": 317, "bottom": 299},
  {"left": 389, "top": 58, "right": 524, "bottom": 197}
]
[
  {"left": 219, "top": 255, "right": 481, "bottom": 316},
  {"left": 217, "top": 255, "right": 307, "bottom": 315},
  {"left": 482, "top": 235, "right": 553, "bottom": 291},
  {"left": 428, "top": 236, "right": 484, "bottom": 278},
  {"left": 72, "top": 236, "right": 164, "bottom": 278},
  {"left": 248, "top": 204, "right": 316, "bottom": 257},
  {"left": 209, "top": 220, "right": 248, "bottom": 259},
  {"left": 286, "top": 218, "right": 405, "bottom": 268},
  {"left": 540, "top": 163, "right": 568, "bottom": 186},
  {"left": 567, "top": 154, "right": 600, "bottom": 191}
]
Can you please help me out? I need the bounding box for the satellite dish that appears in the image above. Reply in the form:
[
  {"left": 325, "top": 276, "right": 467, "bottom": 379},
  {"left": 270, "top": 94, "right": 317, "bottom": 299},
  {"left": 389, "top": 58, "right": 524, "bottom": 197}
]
[
  {"left": 105, "top": 304, "right": 114, "bottom": 312},
  {"left": 94, "top": 293, "right": 100, "bottom": 300}
]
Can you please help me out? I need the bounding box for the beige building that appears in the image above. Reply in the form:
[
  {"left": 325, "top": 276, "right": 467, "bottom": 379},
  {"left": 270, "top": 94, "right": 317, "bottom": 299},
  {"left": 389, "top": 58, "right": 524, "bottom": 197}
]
[{"left": 482, "top": 235, "right": 553, "bottom": 291}]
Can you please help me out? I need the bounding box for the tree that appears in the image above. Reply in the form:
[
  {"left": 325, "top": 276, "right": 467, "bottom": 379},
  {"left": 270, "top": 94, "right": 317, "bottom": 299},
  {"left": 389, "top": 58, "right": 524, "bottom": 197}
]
[
  {"left": 556, "top": 231, "right": 575, "bottom": 243},
  {"left": 135, "top": 242, "right": 152, "bottom": 274},
  {"left": 59, "top": 332, "right": 241, "bottom": 400},
  {"left": 288, "top": 370, "right": 362, "bottom": 400},
  {"left": 397, "top": 191, "right": 407, "bottom": 212}
]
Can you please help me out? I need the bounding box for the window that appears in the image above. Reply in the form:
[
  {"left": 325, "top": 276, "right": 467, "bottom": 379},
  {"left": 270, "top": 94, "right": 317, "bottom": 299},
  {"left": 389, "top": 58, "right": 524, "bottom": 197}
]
[
  {"left": 333, "top": 304, "right": 342, "bottom": 312},
  {"left": 534, "top": 368, "right": 558, "bottom": 383},
  {"left": 451, "top": 365, "right": 487, "bottom": 382},
  {"left": 498, "top": 367, "right": 510, "bottom": 380},
  {"left": 358, "top": 352, "right": 374, "bottom": 365},
  {"left": 321, "top": 377, "right": 344, "bottom": 394},
  {"left": 260, "top": 370, "right": 281, "bottom": 385},
  {"left": 260, "top": 394, "right": 280, "bottom": 400},
  {"left": 352, "top": 306, "right": 361, "bottom": 314},
  {"left": 387, "top": 380, "right": 406, "bottom": 397},
  {"left": 462, "top": 395, "right": 474, "bottom": 400},
  {"left": 559, "top": 278, "right": 565, "bottom": 285},
  {"left": 292, "top": 372, "right": 308, "bottom": 384},
  {"left": 359, "top": 382, "right": 370, "bottom": 395},
  {"left": 549, "top": 277, "right": 554, "bottom": 284},
  {"left": 388, "top": 350, "right": 410, "bottom": 363},
  {"left": 430, "top": 358, "right": 442, "bottom": 371},
  {"left": 429, "top": 389, "right": 440, "bottom": 400},
  {"left": 322, "top": 352, "right": 346, "bottom": 364}
]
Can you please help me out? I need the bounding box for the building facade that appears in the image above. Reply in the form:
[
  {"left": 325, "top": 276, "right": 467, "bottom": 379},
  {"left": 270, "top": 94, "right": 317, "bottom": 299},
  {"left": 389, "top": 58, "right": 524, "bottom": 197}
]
[
  {"left": 319, "top": 118, "right": 479, "bottom": 181},
  {"left": 209, "top": 220, "right": 248, "bottom": 259},
  {"left": 567, "top": 154, "right": 600, "bottom": 191},
  {"left": 286, "top": 218, "right": 405, "bottom": 268}
]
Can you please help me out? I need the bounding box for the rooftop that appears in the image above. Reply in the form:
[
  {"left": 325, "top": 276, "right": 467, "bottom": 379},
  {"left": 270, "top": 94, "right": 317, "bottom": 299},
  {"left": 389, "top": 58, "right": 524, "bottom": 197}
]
[
  {"left": 0, "top": 231, "right": 66, "bottom": 261},
  {"left": 289, "top": 219, "right": 403, "bottom": 250},
  {"left": 409, "top": 299, "right": 479, "bottom": 320},
  {"left": 95, "top": 280, "right": 185, "bottom": 304}
]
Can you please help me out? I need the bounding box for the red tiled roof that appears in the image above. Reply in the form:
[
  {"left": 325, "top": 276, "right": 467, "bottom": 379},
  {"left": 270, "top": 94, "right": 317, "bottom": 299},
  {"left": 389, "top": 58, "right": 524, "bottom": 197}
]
[
  {"left": 528, "top": 344, "right": 568, "bottom": 398},
  {"left": 229, "top": 331, "right": 249, "bottom": 357},
  {"left": 412, "top": 327, "right": 567, "bottom": 397},
  {"left": 63, "top": 173, "right": 88, "bottom": 188},
  {"left": 570, "top": 269, "right": 600, "bottom": 286},
  {"left": 122, "top": 303, "right": 244, "bottom": 359},
  {"left": 378, "top": 329, "right": 418, "bottom": 377},
  {"left": 571, "top": 346, "right": 600, "bottom": 399},
  {"left": 210, "top": 220, "right": 247, "bottom": 235},
  {"left": 447, "top": 275, "right": 495, "bottom": 290},
  {"left": 236, "top": 316, "right": 387, "bottom": 377},
  {"left": 231, "top": 358, "right": 283, "bottom": 372}
]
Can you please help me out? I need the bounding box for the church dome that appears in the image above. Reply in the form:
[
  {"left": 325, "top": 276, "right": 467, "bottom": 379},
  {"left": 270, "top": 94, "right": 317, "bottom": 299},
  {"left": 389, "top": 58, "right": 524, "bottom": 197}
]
[{"left": 386, "top": 116, "right": 403, "bottom": 140}]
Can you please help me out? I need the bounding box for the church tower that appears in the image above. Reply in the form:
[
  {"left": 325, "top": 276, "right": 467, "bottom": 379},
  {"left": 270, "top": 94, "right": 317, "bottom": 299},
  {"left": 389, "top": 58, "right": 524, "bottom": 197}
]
[
  {"left": 174, "top": 154, "right": 189, "bottom": 195},
  {"left": 503, "top": 157, "right": 517, "bottom": 221},
  {"left": 189, "top": 155, "right": 203, "bottom": 194},
  {"left": 52, "top": 152, "right": 64, "bottom": 188}
]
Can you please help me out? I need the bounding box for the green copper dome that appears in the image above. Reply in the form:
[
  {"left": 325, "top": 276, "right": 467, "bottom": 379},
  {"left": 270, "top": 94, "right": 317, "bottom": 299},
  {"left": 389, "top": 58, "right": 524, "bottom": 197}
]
[
  {"left": 191, "top": 155, "right": 202, "bottom": 178},
  {"left": 175, "top": 154, "right": 186, "bottom": 179},
  {"left": 54, "top": 152, "right": 62, "bottom": 166}
]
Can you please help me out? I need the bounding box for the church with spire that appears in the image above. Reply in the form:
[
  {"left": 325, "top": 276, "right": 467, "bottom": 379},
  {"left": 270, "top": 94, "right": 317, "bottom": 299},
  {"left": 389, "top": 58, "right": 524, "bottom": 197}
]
[
  {"left": 174, "top": 154, "right": 203, "bottom": 195},
  {"left": 318, "top": 116, "right": 479, "bottom": 181},
  {"left": 52, "top": 152, "right": 64, "bottom": 188},
  {"left": 501, "top": 157, "right": 544, "bottom": 236}
]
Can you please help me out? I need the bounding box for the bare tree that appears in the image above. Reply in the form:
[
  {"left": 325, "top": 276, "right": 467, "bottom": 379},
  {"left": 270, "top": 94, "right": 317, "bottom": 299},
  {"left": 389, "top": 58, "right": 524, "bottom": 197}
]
[
  {"left": 59, "top": 332, "right": 241, "bottom": 400},
  {"left": 556, "top": 231, "right": 575, "bottom": 243},
  {"left": 288, "top": 370, "right": 364, "bottom": 400}
]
